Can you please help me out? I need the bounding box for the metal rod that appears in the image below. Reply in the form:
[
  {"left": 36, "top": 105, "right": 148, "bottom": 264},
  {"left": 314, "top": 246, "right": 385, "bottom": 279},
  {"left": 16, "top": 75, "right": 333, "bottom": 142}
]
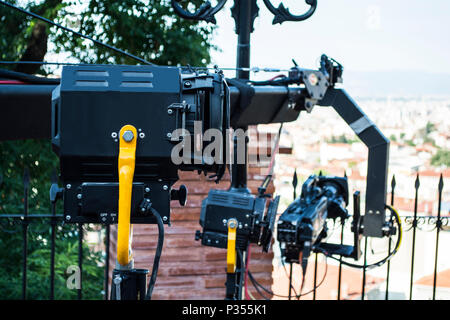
[
  {"left": 313, "top": 253, "right": 318, "bottom": 300},
  {"left": 361, "top": 236, "right": 368, "bottom": 300},
  {"left": 77, "top": 224, "right": 83, "bottom": 300},
  {"left": 409, "top": 174, "right": 420, "bottom": 300},
  {"left": 385, "top": 175, "right": 396, "bottom": 300},
  {"left": 49, "top": 201, "right": 56, "bottom": 300},
  {"left": 337, "top": 222, "right": 344, "bottom": 300},
  {"left": 432, "top": 175, "right": 443, "bottom": 300},
  {"left": 21, "top": 168, "right": 29, "bottom": 300},
  {"left": 104, "top": 225, "right": 110, "bottom": 300}
]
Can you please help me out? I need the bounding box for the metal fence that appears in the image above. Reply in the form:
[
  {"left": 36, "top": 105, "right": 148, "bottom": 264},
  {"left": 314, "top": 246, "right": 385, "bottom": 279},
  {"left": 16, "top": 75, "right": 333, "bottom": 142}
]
[{"left": 0, "top": 170, "right": 447, "bottom": 300}]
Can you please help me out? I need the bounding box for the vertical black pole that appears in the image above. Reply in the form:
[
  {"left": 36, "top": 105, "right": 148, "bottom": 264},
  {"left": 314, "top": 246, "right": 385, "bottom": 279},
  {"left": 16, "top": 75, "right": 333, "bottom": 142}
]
[
  {"left": 361, "top": 237, "right": 368, "bottom": 300},
  {"left": 50, "top": 201, "right": 56, "bottom": 300},
  {"left": 313, "top": 253, "right": 318, "bottom": 300},
  {"left": 409, "top": 174, "right": 420, "bottom": 300},
  {"left": 78, "top": 223, "right": 83, "bottom": 300},
  {"left": 385, "top": 175, "right": 396, "bottom": 300},
  {"left": 432, "top": 175, "right": 443, "bottom": 300},
  {"left": 230, "top": 0, "right": 258, "bottom": 192},
  {"left": 22, "top": 168, "right": 29, "bottom": 300},
  {"left": 337, "top": 222, "right": 344, "bottom": 300},
  {"left": 104, "top": 224, "right": 110, "bottom": 300}
]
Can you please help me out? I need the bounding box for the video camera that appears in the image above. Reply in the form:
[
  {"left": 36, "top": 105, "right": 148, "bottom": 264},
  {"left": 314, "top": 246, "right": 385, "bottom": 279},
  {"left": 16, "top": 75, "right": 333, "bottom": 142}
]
[{"left": 278, "top": 174, "right": 362, "bottom": 264}]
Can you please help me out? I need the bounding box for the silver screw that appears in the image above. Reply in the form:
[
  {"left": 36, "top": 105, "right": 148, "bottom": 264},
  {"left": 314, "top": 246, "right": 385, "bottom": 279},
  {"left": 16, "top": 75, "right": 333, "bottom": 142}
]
[
  {"left": 163, "top": 185, "right": 168, "bottom": 191},
  {"left": 245, "top": 214, "right": 250, "bottom": 218},
  {"left": 166, "top": 132, "right": 172, "bottom": 139},
  {"left": 163, "top": 216, "right": 168, "bottom": 222},
  {"left": 167, "top": 109, "right": 173, "bottom": 115},
  {"left": 77, "top": 194, "right": 82, "bottom": 200},
  {"left": 123, "top": 130, "right": 134, "bottom": 142},
  {"left": 139, "top": 132, "right": 145, "bottom": 139},
  {"left": 222, "top": 219, "right": 227, "bottom": 224},
  {"left": 244, "top": 224, "right": 248, "bottom": 228},
  {"left": 229, "top": 220, "right": 237, "bottom": 229},
  {"left": 111, "top": 132, "right": 117, "bottom": 139},
  {"left": 65, "top": 215, "right": 71, "bottom": 221},
  {"left": 66, "top": 184, "right": 71, "bottom": 189},
  {"left": 145, "top": 187, "right": 150, "bottom": 193}
]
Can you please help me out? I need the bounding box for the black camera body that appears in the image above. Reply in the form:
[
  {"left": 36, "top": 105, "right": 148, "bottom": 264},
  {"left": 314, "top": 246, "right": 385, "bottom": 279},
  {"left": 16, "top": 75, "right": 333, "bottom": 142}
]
[
  {"left": 51, "top": 65, "right": 229, "bottom": 224},
  {"left": 196, "top": 189, "right": 279, "bottom": 252},
  {"left": 277, "top": 175, "right": 349, "bottom": 263}
]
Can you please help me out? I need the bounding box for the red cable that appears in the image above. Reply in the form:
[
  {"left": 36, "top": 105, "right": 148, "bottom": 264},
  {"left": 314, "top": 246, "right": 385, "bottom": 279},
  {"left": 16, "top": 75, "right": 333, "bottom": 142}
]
[{"left": 0, "top": 80, "right": 26, "bottom": 84}]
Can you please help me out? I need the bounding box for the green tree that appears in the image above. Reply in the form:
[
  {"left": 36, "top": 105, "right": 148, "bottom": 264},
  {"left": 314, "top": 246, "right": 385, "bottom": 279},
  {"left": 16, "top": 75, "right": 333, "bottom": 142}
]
[
  {"left": 431, "top": 149, "right": 450, "bottom": 167},
  {"left": 0, "top": 0, "right": 214, "bottom": 299}
]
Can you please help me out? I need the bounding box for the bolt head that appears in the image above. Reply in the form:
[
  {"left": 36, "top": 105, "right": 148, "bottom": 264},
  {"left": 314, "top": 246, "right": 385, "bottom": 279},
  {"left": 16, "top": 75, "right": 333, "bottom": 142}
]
[
  {"left": 111, "top": 132, "right": 117, "bottom": 139},
  {"left": 65, "top": 215, "right": 71, "bottom": 220},
  {"left": 163, "top": 185, "right": 168, "bottom": 191},
  {"left": 167, "top": 109, "right": 173, "bottom": 115},
  {"left": 77, "top": 194, "right": 82, "bottom": 200},
  {"left": 223, "top": 219, "right": 227, "bottom": 224},
  {"left": 139, "top": 132, "right": 145, "bottom": 139},
  {"left": 66, "top": 184, "right": 71, "bottom": 189},
  {"left": 122, "top": 130, "right": 134, "bottom": 142},
  {"left": 145, "top": 187, "right": 150, "bottom": 193},
  {"left": 166, "top": 132, "right": 172, "bottom": 139},
  {"left": 163, "top": 216, "right": 168, "bottom": 222}
]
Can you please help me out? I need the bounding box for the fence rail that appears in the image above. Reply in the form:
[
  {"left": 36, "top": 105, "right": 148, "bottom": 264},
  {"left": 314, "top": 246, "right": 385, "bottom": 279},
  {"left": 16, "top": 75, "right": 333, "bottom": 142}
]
[{"left": 0, "top": 170, "right": 447, "bottom": 300}]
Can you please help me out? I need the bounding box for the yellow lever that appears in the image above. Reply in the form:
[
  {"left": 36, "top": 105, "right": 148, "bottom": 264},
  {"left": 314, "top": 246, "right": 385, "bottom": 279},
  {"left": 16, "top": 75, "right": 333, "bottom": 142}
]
[
  {"left": 117, "top": 125, "right": 137, "bottom": 267},
  {"left": 227, "top": 219, "right": 238, "bottom": 273}
]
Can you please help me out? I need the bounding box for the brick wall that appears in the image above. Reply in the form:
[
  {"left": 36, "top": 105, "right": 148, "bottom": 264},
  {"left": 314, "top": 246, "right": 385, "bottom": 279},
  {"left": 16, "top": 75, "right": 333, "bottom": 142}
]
[{"left": 108, "top": 128, "right": 277, "bottom": 300}]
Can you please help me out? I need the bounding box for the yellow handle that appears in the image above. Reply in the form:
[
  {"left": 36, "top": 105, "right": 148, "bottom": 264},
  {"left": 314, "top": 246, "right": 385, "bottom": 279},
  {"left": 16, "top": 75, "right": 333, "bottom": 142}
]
[
  {"left": 227, "top": 219, "right": 238, "bottom": 273},
  {"left": 117, "top": 125, "right": 137, "bottom": 267}
]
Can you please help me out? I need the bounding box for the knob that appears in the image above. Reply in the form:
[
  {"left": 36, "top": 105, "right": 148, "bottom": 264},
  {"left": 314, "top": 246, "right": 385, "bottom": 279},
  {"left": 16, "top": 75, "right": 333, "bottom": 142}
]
[{"left": 170, "top": 184, "right": 188, "bottom": 206}]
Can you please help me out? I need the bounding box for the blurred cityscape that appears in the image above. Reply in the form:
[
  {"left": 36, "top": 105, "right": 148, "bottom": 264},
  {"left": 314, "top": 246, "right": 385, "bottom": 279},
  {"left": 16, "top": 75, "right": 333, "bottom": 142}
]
[{"left": 262, "top": 94, "right": 450, "bottom": 300}]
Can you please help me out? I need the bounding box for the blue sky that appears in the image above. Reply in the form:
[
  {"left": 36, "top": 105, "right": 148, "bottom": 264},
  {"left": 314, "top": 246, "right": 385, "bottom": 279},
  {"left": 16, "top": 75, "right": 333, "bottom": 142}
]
[{"left": 209, "top": 0, "right": 450, "bottom": 75}]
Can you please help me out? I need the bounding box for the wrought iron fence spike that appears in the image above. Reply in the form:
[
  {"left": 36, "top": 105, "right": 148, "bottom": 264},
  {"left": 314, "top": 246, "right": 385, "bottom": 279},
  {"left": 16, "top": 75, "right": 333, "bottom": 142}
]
[
  {"left": 415, "top": 173, "right": 420, "bottom": 189},
  {"left": 438, "top": 174, "right": 443, "bottom": 192}
]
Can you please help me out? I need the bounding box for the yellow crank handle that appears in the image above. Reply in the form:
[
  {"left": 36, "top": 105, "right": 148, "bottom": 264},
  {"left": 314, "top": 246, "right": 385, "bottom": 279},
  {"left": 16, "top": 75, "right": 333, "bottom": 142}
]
[
  {"left": 117, "top": 125, "right": 137, "bottom": 267},
  {"left": 227, "top": 219, "right": 238, "bottom": 274}
]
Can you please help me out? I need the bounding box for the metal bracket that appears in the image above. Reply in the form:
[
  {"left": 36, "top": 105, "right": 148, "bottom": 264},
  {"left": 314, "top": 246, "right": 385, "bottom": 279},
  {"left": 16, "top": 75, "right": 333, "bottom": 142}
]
[{"left": 262, "top": 0, "right": 318, "bottom": 24}]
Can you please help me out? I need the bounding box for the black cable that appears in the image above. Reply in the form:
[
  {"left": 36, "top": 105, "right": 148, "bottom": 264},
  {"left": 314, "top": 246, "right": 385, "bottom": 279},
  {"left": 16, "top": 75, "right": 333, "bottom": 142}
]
[
  {"left": 0, "top": 1, "right": 154, "bottom": 66},
  {"left": 247, "top": 256, "right": 328, "bottom": 299},
  {"left": 0, "top": 69, "right": 60, "bottom": 84},
  {"left": 145, "top": 207, "right": 165, "bottom": 300},
  {"left": 315, "top": 205, "right": 402, "bottom": 270}
]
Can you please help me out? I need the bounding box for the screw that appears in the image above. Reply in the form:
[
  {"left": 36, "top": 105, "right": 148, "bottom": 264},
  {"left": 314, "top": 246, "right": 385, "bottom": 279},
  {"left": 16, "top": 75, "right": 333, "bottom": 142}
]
[
  {"left": 222, "top": 219, "right": 227, "bottom": 224},
  {"left": 145, "top": 187, "right": 150, "bottom": 193},
  {"left": 77, "top": 194, "right": 82, "bottom": 200},
  {"left": 167, "top": 109, "right": 173, "bottom": 115},
  {"left": 122, "top": 130, "right": 134, "bottom": 142},
  {"left": 229, "top": 220, "right": 237, "bottom": 229},
  {"left": 139, "top": 132, "right": 145, "bottom": 139},
  {"left": 163, "top": 185, "right": 168, "bottom": 191},
  {"left": 111, "top": 132, "right": 117, "bottom": 139},
  {"left": 66, "top": 184, "right": 71, "bottom": 189},
  {"left": 246, "top": 214, "right": 250, "bottom": 218},
  {"left": 163, "top": 216, "right": 168, "bottom": 222},
  {"left": 65, "top": 215, "right": 71, "bottom": 221},
  {"left": 184, "top": 80, "right": 192, "bottom": 88},
  {"left": 167, "top": 132, "right": 172, "bottom": 139},
  {"left": 244, "top": 224, "right": 248, "bottom": 228}
]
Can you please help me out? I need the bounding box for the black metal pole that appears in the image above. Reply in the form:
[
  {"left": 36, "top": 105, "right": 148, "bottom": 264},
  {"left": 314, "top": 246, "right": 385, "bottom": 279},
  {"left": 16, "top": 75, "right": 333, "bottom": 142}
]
[
  {"left": 104, "top": 224, "right": 110, "bottom": 300},
  {"left": 50, "top": 201, "right": 56, "bottom": 300},
  {"left": 288, "top": 263, "right": 293, "bottom": 300},
  {"left": 432, "top": 175, "right": 443, "bottom": 300},
  {"left": 361, "top": 236, "right": 368, "bottom": 300},
  {"left": 385, "top": 175, "right": 396, "bottom": 300},
  {"left": 21, "top": 168, "right": 29, "bottom": 300},
  {"left": 78, "top": 223, "right": 83, "bottom": 300},
  {"left": 409, "top": 174, "right": 420, "bottom": 300},
  {"left": 229, "top": 0, "right": 258, "bottom": 192}
]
